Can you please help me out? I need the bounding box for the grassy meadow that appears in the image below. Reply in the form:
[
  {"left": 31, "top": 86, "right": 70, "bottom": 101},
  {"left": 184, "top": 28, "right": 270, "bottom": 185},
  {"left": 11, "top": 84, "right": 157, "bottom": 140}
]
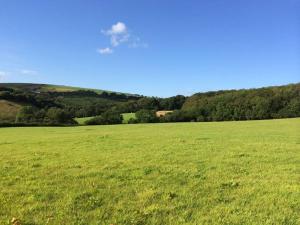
[
  {"left": 0, "top": 118, "right": 299, "bottom": 224},
  {"left": 122, "top": 113, "right": 136, "bottom": 123},
  {"left": 75, "top": 116, "right": 94, "bottom": 125}
]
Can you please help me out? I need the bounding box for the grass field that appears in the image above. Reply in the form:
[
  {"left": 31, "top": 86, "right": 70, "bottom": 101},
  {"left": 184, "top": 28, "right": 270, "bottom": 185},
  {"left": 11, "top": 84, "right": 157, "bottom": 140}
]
[
  {"left": 0, "top": 119, "right": 299, "bottom": 224},
  {"left": 122, "top": 113, "right": 136, "bottom": 123},
  {"left": 74, "top": 116, "right": 94, "bottom": 125}
]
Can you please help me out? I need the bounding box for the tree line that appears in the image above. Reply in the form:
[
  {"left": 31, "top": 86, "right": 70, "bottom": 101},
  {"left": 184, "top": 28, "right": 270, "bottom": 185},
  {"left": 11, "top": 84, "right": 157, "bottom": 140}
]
[{"left": 0, "top": 83, "right": 299, "bottom": 126}]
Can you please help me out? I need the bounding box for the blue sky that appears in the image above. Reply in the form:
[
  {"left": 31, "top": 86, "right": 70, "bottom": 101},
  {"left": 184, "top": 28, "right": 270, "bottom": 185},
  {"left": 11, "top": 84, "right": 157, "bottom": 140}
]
[{"left": 0, "top": 0, "right": 299, "bottom": 97}]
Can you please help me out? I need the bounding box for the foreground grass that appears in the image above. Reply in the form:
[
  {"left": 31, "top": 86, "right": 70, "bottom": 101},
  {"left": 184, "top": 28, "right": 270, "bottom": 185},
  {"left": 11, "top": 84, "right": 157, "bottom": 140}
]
[{"left": 0, "top": 119, "right": 299, "bottom": 224}]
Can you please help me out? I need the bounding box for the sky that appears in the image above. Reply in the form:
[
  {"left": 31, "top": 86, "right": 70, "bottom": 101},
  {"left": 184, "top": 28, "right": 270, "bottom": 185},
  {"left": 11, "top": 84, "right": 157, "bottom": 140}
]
[{"left": 0, "top": 0, "right": 299, "bottom": 97}]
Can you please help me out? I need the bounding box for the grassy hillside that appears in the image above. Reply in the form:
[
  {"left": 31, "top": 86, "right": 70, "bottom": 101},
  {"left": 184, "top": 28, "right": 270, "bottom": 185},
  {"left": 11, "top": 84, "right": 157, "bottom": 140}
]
[
  {"left": 0, "top": 83, "right": 142, "bottom": 122},
  {"left": 0, "top": 83, "right": 138, "bottom": 96},
  {"left": 0, "top": 100, "right": 22, "bottom": 122},
  {"left": 0, "top": 118, "right": 299, "bottom": 224}
]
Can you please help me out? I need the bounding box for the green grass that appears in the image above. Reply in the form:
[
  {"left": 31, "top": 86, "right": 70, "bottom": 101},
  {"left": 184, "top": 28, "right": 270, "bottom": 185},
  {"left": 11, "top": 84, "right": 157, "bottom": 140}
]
[
  {"left": 122, "top": 113, "right": 136, "bottom": 123},
  {"left": 0, "top": 118, "right": 299, "bottom": 224},
  {"left": 74, "top": 116, "right": 94, "bottom": 125}
]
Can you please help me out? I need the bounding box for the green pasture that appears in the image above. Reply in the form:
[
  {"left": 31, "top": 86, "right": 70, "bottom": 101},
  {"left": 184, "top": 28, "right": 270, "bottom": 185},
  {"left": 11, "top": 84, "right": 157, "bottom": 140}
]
[
  {"left": 0, "top": 118, "right": 299, "bottom": 224},
  {"left": 74, "top": 116, "right": 94, "bottom": 125},
  {"left": 122, "top": 113, "right": 136, "bottom": 123}
]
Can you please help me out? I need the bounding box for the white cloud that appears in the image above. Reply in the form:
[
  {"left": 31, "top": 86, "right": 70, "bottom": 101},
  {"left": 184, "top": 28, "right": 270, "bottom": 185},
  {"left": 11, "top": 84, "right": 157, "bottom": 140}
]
[
  {"left": 102, "top": 22, "right": 130, "bottom": 47},
  {"left": 110, "top": 32, "right": 130, "bottom": 47},
  {"left": 109, "top": 22, "right": 127, "bottom": 34},
  {"left": 20, "top": 69, "right": 38, "bottom": 75},
  {"left": 97, "top": 47, "right": 113, "bottom": 54},
  {"left": 99, "top": 22, "right": 147, "bottom": 54}
]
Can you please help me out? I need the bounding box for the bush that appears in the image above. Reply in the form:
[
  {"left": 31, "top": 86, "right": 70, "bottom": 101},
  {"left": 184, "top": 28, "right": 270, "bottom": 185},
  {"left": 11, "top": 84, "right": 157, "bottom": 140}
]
[
  {"left": 161, "top": 110, "right": 196, "bottom": 123},
  {"left": 128, "top": 118, "right": 138, "bottom": 124},
  {"left": 85, "top": 111, "right": 123, "bottom": 125},
  {"left": 135, "top": 109, "right": 158, "bottom": 123},
  {"left": 15, "top": 106, "right": 37, "bottom": 123},
  {"left": 15, "top": 106, "right": 77, "bottom": 125}
]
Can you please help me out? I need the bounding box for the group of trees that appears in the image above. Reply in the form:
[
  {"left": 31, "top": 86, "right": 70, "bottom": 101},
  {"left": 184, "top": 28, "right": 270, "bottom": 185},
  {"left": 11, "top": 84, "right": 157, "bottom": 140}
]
[
  {"left": 15, "top": 106, "right": 76, "bottom": 125},
  {"left": 113, "top": 95, "right": 186, "bottom": 114},
  {"left": 179, "top": 84, "right": 300, "bottom": 122},
  {"left": 85, "top": 110, "right": 123, "bottom": 125},
  {"left": 123, "top": 84, "right": 300, "bottom": 124},
  {"left": 133, "top": 110, "right": 158, "bottom": 123}
]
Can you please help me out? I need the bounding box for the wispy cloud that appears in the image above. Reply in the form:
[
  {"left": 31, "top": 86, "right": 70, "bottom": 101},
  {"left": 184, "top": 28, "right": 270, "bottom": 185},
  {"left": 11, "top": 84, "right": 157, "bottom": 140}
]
[
  {"left": 129, "top": 37, "right": 149, "bottom": 49},
  {"left": 97, "top": 47, "right": 113, "bottom": 55},
  {"left": 98, "top": 22, "right": 147, "bottom": 55},
  {"left": 19, "top": 69, "right": 38, "bottom": 75}
]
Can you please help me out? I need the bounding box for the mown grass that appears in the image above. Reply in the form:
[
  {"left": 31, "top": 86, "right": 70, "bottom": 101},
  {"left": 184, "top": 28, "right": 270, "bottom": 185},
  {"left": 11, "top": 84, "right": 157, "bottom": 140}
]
[{"left": 0, "top": 118, "right": 299, "bottom": 224}]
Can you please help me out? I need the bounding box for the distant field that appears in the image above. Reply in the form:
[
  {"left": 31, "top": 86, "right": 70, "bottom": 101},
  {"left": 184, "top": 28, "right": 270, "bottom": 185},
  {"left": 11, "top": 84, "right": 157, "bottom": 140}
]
[
  {"left": 0, "top": 100, "right": 22, "bottom": 122},
  {"left": 122, "top": 112, "right": 136, "bottom": 123},
  {"left": 0, "top": 119, "right": 299, "bottom": 224},
  {"left": 75, "top": 116, "right": 94, "bottom": 125},
  {"left": 75, "top": 113, "right": 136, "bottom": 125}
]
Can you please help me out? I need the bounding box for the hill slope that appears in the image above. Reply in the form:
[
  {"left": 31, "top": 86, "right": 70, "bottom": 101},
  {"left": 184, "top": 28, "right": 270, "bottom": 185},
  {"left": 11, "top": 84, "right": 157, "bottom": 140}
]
[
  {"left": 0, "top": 83, "right": 142, "bottom": 123},
  {"left": 0, "top": 100, "right": 23, "bottom": 122},
  {"left": 0, "top": 83, "right": 139, "bottom": 96},
  {"left": 0, "top": 82, "right": 299, "bottom": 125}
]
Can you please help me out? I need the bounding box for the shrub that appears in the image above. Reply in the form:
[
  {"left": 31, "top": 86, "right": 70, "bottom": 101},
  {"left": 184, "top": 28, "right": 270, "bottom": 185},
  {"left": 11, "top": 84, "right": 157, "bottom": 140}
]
[
  {"left": 135, "top": 109, "right": 158, "bottom": 123},
  {"left": 85, "top": 111, "right": 123, "bottom": 125},
  {"left": 128, "top": 118, "right": 138, "bottom": 124}
]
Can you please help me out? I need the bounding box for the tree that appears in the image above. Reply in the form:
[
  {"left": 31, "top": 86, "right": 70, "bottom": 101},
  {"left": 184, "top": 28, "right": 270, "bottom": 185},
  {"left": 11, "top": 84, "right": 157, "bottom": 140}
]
[
  {"left": 15, "top": 106, "right": 37, "bottom": 123},
  {"left": 46, "top": 107, "right": 76, "bottom": 124},
  {"left": 85, "top": 111, "right": 123, "bottom": 125},
  {"left": 135, "top": 109, "right": 158, "bottom": 123}
]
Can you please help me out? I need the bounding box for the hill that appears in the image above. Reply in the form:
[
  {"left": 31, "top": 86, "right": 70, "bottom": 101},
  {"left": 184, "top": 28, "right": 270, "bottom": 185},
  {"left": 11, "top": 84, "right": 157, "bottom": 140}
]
[
  {"left": 0, "top": 100, "right": 23, "bottom": 122},
  {"left": 0, "top": 83, "right": 143, "bottom": 124},
  {"left": 0, "top": 82, "right": 299, "bottom": 125},
  {"left": 0, "top": 83, "right": 139, "bottom": 96}
]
